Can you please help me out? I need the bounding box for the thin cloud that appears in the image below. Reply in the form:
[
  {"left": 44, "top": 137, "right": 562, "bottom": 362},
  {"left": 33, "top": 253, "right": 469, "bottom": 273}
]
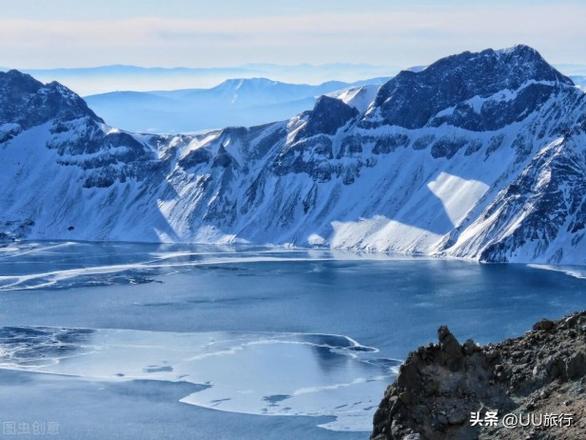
[{"left": 0, "top": 4, "right": 585, "bottom": 68}]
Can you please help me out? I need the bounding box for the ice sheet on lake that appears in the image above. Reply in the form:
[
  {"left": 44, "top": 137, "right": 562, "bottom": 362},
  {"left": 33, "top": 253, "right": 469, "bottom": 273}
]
[
  {"left": 0, "top": 241, "right": 421, "bottom": 292},
  {"left": 0, "top": 326, "right": 399, "bottom": 432}
]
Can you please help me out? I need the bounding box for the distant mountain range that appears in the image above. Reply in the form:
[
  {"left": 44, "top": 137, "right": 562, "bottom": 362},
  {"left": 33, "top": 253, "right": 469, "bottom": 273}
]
[
  {"left": 4, "top": 63, "right": 582, "bottom": 96},
  {"left": 8, "top": 63, "right": 396, "bottom": 96},
  {"left": 1, "top": 45, "right": 586, "bottom": 265},
  {"left": 84, "top": 77, "right": 388, "bottom": 133}
]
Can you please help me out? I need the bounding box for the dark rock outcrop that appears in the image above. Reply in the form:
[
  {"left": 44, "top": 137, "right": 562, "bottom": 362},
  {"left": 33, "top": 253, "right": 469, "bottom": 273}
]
[
  {"left": 0, "top": 70, "right": 102, "bottom": 129},
  {"left": 372, "top": 312, "right": 586, "bottom": 440},
  {"left": 370, "top": 45, "right": 573, "bottom": 131},
  {"left": 294, "top": 95, "right": 358, "bottom": 140}
]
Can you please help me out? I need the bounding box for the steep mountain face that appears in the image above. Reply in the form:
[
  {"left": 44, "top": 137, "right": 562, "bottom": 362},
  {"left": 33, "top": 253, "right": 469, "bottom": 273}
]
[
  {"left": 0, "top": 70, "right": 102, "bottom": 136},
  {"left": 1, "top": 45, "right": 585, "bottom": 265},
  {"left": 368, "top": 46, "right": 572, "bottom": 131},
  {"left": 330, "top": 84, "right": 380, "bottom": 113}
]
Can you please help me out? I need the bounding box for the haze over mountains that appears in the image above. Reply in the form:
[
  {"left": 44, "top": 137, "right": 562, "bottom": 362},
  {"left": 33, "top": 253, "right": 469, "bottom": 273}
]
[
  {"left": 85, "top": 78, "right": 386, "bottom": 133},
  {"left": 1, "top": 45, "right": 586, "bottom": 265},
  {"left": 9, "top": 62, "right": 582, "bottom": 134},
  {"left": 7, "top": 63, "right": 583, "bottom": 95},
  {"left": 14, "top": 63, "right": 395, "bottom": 95}
]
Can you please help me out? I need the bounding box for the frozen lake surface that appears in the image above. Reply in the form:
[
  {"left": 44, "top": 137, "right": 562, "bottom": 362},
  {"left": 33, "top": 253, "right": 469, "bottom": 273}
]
[{"left": 0, "top": 241, "right": 585, "bottom": 439}]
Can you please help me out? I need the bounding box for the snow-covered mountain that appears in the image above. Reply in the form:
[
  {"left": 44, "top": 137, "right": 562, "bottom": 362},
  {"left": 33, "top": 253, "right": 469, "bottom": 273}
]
[
  {"left": 329, "top": 84, "right": 380, "bottom": 113},
  {"left": 84, "top": 77, "right": 388, "bottom": 133},
  {"left": 1, "top": 45, "right": 586, "bottom": 265}
]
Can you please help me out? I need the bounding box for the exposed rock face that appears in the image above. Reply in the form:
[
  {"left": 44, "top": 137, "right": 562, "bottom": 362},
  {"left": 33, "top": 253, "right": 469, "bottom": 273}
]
[
  {"left": 294, "top": 95, "right": 358, "bottom": 140},
  {"left": 371, "top": 312, "right": 586, "bottom": 440},
  {"left": 368, "top": 45, "right": 572, "bottom": 131},
  {"left": 0, "top": 70, "right": 102, "bottom": 130}
]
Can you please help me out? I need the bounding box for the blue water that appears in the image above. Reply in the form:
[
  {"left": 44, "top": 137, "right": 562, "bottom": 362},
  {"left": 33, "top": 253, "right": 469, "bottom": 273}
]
[{"left": 0, "top": 241, "right": 585, "bottom": 439}]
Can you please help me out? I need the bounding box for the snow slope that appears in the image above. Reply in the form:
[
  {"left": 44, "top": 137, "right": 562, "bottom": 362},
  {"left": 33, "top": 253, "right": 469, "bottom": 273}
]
[{"left": 1, "top": 45, "right": 585, "bottom": 265}]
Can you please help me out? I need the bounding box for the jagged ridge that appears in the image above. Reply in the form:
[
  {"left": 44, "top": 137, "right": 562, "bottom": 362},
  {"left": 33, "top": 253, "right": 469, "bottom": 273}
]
[
  {"left": 1, "top": 46, "right": 585, "bottom": 265},
  {"left": 371, "top": 312, "right": 586, "bottom": 440}
]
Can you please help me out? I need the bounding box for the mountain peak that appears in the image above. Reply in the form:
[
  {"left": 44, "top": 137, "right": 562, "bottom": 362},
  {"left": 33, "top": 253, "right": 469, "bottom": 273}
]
[
  {"left": 0, "top": 69, "right": 44, "bottom": 96},
  {"left": 495, "top": 44, "right": 540, "bottom": 57},
  {"left": 214, "top": 77, "right": 280, "bottom": 91},
  {"left": 419, "top": 45, "right": 568, "bottom": 82},
  {"left": 369, "top": 45, "right": 573, "bottom": 130},
  {"left": 293, "top": 95, "right": 358, "bottom": 141},
  {"left": 0, "top": 69, "right": 102, "bottom": 129}
]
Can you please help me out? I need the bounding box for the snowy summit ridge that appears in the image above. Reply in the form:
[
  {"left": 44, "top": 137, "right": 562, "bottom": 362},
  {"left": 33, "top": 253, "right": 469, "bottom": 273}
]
[{"left": 1, "top": 46, "right": 586, "bottom": 265}]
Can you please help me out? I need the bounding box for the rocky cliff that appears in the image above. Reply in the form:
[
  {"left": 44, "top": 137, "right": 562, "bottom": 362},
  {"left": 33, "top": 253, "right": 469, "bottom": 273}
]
[{"left": 371, "top": 312, "right": 586, "bottom": 440}]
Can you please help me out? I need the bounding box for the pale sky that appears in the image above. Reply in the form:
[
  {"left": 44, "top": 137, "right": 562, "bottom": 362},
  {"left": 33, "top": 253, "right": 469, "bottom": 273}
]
[{"left": 1, "top": 0, "right": 585, "bottom": 69}]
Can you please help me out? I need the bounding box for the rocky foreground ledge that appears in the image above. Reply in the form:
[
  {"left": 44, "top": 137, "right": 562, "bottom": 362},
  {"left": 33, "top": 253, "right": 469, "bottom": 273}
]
[{"left": 372, "top": 312, "right": 586, "bottom": 440}]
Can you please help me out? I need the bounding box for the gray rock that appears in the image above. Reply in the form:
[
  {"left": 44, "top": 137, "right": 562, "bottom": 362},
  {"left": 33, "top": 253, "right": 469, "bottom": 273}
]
[
  {"left": 533, "top": 319, "right": 555, "bottom": 331},
  {"left": 371, "top": 311, "right": 586, "bottom": 440}
]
